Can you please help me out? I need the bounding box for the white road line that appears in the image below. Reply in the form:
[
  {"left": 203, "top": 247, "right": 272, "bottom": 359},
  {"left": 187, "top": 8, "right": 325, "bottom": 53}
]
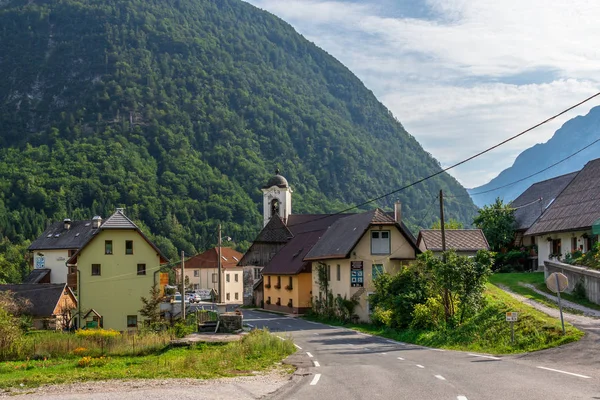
[
  {"left": 313, "top": 333, "right": 320, "bottom": 335},
  {"left": 435, "top": 375, "right": 446, "bottom": 381},
  {"left": 386, "top": 340, "right": 396, "bottom": 344},
  {"left": 305, "top": 321, "right": 319, "bottom": 325},
  {"left": 416, "top": 364, "right": 425, "bottom": 369},
  {"left": 347, "top": 343, "right": 355, "bottom": 346},
  {"left": 314, "top": 361, "right": 320, "bottom": 367},
  {"left": 381, "top": 353, "right": 387, "bottom": 355},
  {"left": 537, "top": 366, "right": 591, "bottom": 379},
  {"left": 294, "top": 344, "right": 303, "bottom": 350},
  {"left": 287, "top": 325, "right": 293, "bottom": 328},
  {"left": 276, "top": 336, "right": 285, "bottom": 341},
  {"left": 468, "top": 353, "right": 501, "bottom": 360},
  {"left": 397, "top": 357, "right": 404, "bottom": 360},
  {"left": 246, "top": 323, "right": 254, "bottom": 328},
  {"left": 310, "top": 374, "right": 321, "bottom": 385},
  {"left": 306, "top": 352, "right": 313, "bottom": 358},
  {"left": 457, "top": 396, "right": 468, "bottom": 400}
]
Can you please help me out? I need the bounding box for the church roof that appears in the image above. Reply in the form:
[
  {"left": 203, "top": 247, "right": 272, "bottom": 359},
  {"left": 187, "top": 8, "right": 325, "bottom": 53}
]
[{"left": 262, "top": 169, "right": 289, "bottom": 189}]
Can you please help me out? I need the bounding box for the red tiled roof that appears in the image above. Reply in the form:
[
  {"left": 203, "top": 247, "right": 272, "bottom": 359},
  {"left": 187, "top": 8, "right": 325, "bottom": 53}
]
[
  {"left": 178, "top": 247, "right": 243, "bottom": 269},
  {"left": 417, "top": 229, "right": 490, "bottom": 252}
]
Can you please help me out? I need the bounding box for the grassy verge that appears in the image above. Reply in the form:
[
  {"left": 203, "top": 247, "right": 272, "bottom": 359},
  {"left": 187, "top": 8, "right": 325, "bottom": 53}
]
[
  {"left": 0, "top": 329, "right": 295, "bottom": 390},
  {"left": 489, "top": 272, "right": 600, "bottom": 313},
  {"left": 305, "top": 284, "right": 582, "bottom": 355}
]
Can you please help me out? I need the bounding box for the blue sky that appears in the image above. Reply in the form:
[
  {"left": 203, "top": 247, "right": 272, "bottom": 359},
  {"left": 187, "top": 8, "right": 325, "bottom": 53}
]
[{"left": 244, "top": 0, "right": 600, "bottom": 188}]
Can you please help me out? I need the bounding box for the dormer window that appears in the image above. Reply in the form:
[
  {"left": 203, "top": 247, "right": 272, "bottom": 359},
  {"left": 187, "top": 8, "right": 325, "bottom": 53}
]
[
  {"left": 105, "top": 240, "right": 113, "bottom": 255},
  {"left": 371, "top": 231, "right": 390, "bottom": 255}
]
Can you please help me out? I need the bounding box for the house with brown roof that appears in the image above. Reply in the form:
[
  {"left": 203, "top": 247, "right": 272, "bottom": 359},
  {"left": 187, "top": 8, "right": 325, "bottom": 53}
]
[
  {"left": 240, "top": 171, "right": 420, "bottom": 318},
  {"left": 525, "top": 158, "right": 600, "bottom": 267},
  {"left": 173, "top": 247, "right": 244, "bottom": 304},
  {"left": 417, "top": 229, "right": 490, "bottom": 257},
  {"left": 0, "top": 283, "right": 77, "bottom": 330}
]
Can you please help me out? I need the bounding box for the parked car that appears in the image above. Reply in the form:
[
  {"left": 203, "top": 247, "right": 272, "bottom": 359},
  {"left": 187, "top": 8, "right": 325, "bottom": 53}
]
[
  {"left": 189, "top": 293, "right": 202, "bottom": 303},
  {"left": 172, "top": 294, "right": 189, "bottom": 303}
]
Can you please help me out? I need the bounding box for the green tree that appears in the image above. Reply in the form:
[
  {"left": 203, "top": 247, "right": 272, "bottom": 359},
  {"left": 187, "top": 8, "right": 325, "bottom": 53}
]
[
  {"left": 139, "top": 285, "right": 163, "bottom": 328},
  {"left": 473, "top": 198, "right": 516, "bottom": 251},
  {"left": 430, "top": 219, "right": 464, "bottom": 229}
]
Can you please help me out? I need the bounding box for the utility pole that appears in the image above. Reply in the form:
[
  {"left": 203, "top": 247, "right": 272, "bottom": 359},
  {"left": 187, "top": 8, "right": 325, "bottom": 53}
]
[
  {"left": 439, "top": 189, "right": 450, "bottom": 322},
  {"left": 181, "top": 250, "right": 185, "bottom": 320},
  {"left": 218, "top": 224, "right": 222, "bottom": 304}
]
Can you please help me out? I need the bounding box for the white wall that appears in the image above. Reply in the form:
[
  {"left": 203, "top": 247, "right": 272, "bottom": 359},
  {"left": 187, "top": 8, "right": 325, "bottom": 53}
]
[
  {"left": 533, "top": 230, "right": 594, "bottom": 268},
  {"left": 32, "top": 249, "right": 69, "bottom": 283}
]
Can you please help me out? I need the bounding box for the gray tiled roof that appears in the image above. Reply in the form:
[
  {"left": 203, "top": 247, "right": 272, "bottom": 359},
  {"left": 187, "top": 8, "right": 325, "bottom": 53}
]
[
  {"left": 0, "top": 284, "right": 74, "bottom": 317},
  {"left": 23, "top": 269, "right": 51, "bottom": 284},
  {"left": 512, "top": 172, "right": 578, "bottom": 231},
  {"left": 255, "top": 215, "right": 293, "bottom": 243},
  {"left": 304, "top": 209, "right": 419, "bottom": 261},
  {"left": 417, "top": 229, "right": 490, "bottom": 252},
  {"left": 28, "top": 220, "right": 98, "bottom": 250},
  {"left": 100, "top": 209, "right": 138, "bottom": 229},
  {"left": 526, "top": 158, "right": 600, "bottom": 236}
]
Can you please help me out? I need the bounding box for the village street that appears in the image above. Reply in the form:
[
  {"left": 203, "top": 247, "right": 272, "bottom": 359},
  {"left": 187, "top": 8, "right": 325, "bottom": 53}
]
[{"left": 243, "top": 310, "right": 600, "bottom": 400}]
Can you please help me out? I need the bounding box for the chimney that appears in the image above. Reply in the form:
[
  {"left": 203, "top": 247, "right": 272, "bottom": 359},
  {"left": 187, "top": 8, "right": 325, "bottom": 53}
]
[
  {"left": 394, "top": 201, "right": 402, "bottom": 223},
  {"left": 92, "top": 216, "right": 102, "bottom": 229},
  {"left": 63, "top": 218, "right": 72, "bottom": 230}
]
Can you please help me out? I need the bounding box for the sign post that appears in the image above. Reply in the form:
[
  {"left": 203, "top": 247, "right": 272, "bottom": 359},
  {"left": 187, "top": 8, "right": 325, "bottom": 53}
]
[
  {"left": 546, "top": 272, "right": 569, "bottom": 335},
  {"left": 506, "top": 312, "right": 518, "bottom": 344}
]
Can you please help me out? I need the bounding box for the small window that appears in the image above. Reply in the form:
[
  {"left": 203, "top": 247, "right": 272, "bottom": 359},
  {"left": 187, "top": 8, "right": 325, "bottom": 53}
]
[
  {"left": 193, "top": 270, "right": 199, "bottom": 277},
  {"left": 372, "top": 264, "right": 384, "bottom": 281},
  {"left": 105, "top": 240, "right": 113, "bottom": 255},
  {"left": 127, "top": 315, "right": 137, "bottom": 328},
  {"left": 91, "top": 264, "right": 101, "bottom": 276},
  {"left": 125, "top": 240, "right": 133, "bottom": 255},
  {"left": 226, "top": 293, "right": 230, "bottom": 301},
  {"left": 254, "top": 268, "right": 262, "bottom": 280},
  {"left": 371, "top": 231, "right": 391, "bottom": 254},
  {"left": 68, "top": 249, "right": 77, "bottom": 257},
  {"left": 571, "top": 237, "right": 578, "bottom": 252},
  {"left": 235, "top": 273, "right": 239, "bottom": 282},
  {"left": 226, "top": 273, "right": 230, "bottom": 283},
  {"left": 277, "top": 276, "right": 281, "bottom": 288},
  {"left": 137, "top": 263, "right": 146, "bottom": 276},
  {"left": 235, "top": 292, "right": 239, "bottom": 300},
  {"left": 267, "top": 276, "right": 271, "bottom": 285},
  {"left": 288, "top": 276, "right": 293, "bottom": 289},
  {"left": 327, "top": 265, "right": 331, "bottom": 281},
  {"left": 212, "top": 273, "right": 218, "bottom": 283},
  {"left": 336, "top": 264, "right": 341, "bottom": 281}
]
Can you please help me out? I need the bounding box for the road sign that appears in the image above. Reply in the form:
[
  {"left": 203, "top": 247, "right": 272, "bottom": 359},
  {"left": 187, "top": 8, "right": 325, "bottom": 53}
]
[
  {"left": 546, "top": 272, "right": 568, "bottom": 293},
  {"left": 506, "top": 312, "right": 518, "bottom": 322}
]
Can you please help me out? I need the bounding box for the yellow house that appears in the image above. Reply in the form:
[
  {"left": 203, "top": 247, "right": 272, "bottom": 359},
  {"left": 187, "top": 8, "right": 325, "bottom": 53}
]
[
  {"left": 305, "top": 208, "right": 420, "bottom": 322},
  {"left": 67, "top": 209, "right": 169, "bottom": 331}
]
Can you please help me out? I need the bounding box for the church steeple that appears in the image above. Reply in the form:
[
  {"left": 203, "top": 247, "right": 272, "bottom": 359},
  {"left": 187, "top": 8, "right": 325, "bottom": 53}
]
[{"left": 262, "top": 169, "right": 292, "bottom": 227}]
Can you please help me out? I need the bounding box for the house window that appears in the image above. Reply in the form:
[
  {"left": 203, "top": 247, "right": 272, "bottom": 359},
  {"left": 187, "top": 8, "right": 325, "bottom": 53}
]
[
  {"left": 226, "top": 293, "right": 230, "bottom": 301},
  {"left": 372, "top": 264, "right": 384, "bottom": 281},
  {"left": 235, "top": 292, "right": 239, "bottom": 300},
  {"left": 371, "top": 231, "right": 390, "bottom": 254},
  {"left": 226, "top": 273, "right": 230, "bottom": 283},
  {"left": 552, "top": 239, "right": 562, "bottom": 257},
  {"left": 212, "top": 273, "right": 218, "bottom": 283},
  {"left": 336, "top": 264, "right": 341, "bottom": 281},
  {"left": 276, "top": 276, "right": 281, "bottom": 288},
  {"left": 68, "top": 249, "right": 77, "bottom": 257},
  {"left": 105, "top": 240, "right": 113, "bottom": 255},
  {"left": 571, "top": 237, "right": 578, "bottom": 252},
  {"left": 235, "top": 273, "right": 239, "bottom": 282},
  {"left": 193, "top": 270, "right": 199, "bottom": 277},
  {"left": 125, "top": 240, "right": 133, "bottom": 255},
  {"left": 91, "top": 264, "right": 101, "bottom": 276},
  {"left": 137, "top": 263, "right": 146, "bottom": 275},
  {"left": 267, "top": 276, "right": 271, "bottom": 285},
  {"left": 127, "top": 315, "right": 137, "bottom": 328},
  {"left": 367, "top": 292, "right": 375, "bottom": 314},
  {"left": 254, "top": 268, "right": 262, "bottom": 280},
  {"left": 288, "top": 276, "right": 293, "bottom": 289},
  {"left": 327, "top": 265, "right": 331, "bottom": 281}
]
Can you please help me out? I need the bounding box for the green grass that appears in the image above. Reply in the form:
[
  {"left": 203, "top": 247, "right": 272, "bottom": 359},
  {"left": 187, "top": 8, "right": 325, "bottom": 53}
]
[
  {"left": 305, "top": 284, "right": 583, "bottom": 355},
  {"left": 489, "top": 272, "right": 600, "bottom": 313},
  {"left": 0, "top": 329, "right": 295, "bottom": 390}
]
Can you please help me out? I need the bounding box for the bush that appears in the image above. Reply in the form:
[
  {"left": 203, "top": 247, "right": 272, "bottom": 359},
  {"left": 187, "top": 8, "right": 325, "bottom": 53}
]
[
  {"left": 370, "top": 307, "right": 393, "bottom": 327},
  {"left": 573, "top": 280, "right": 587, "bottom": 300},
  {"left": 410, "top": 297, "right": 445, "bottom": 330},
  {"left": 75, "top": 329, "right": 121, "bottom": 340},
  {"left": 173, "top": 321, "right": 195, "bottom": 338}
]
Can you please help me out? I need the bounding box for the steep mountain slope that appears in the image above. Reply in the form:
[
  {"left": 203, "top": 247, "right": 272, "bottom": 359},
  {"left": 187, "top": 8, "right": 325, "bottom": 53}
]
[
  {"left": 0, "top": 0, "right": 477, "bottom": 260},
  {"left": 469, "top": 106, "right": 600, "bottom": 207}
]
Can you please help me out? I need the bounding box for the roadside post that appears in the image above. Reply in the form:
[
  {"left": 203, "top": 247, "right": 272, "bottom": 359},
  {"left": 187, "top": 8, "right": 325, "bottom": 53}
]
[
  {"left": 506, "top": 312, "right": 518, "bottom": 344},
  {"left": 546, "top": 272, "right": 569, "bottom": 335}
]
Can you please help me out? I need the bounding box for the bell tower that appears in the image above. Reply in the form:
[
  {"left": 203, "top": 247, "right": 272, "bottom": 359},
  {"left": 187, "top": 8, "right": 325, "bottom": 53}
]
[{"left": 262, "top": 169, "right": 292, "bottom": 227}]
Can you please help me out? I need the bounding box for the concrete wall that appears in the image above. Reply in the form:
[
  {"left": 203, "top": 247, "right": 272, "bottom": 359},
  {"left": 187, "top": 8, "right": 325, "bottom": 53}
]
[
  {"left": 545, "top": 260, "right": 600, "bottom": 305},
  {"left": 311, "top": 224, "right": 417, "bottom": 322},
  {"left": 33, "top": 249, "right": 70, "bottom": 284},
  {"left": 78, "top": 230, "right": 162, "bottom": 331}
]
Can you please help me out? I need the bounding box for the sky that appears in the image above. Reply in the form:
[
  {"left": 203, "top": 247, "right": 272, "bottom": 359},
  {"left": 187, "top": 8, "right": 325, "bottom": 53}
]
[{"left": 243, "top": 0, "right": 600, "bottom": 188}]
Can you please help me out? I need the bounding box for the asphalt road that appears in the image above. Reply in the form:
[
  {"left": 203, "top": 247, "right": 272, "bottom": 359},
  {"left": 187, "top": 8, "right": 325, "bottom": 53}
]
[{"left": 242, "top": 310, "right": 600, "bottom": 400}]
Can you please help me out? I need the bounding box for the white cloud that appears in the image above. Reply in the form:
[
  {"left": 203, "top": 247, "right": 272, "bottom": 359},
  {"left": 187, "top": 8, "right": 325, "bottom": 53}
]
[{"left": 245, "top": 0, "right": 600, "bottom": 187}]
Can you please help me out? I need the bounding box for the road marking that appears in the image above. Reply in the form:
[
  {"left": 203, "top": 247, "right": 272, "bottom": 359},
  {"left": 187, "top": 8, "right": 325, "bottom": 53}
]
[
  {"left": 306, "top": 352, "right": 313, "bottom": 358},
  {"left": 435, "top": 375, "right": 446, "bottom": 381},
  {"left": 314, "top": 361, "right": 320, "bottom": 367},
  {"left": 294, "top": 344, "right": 303, "bottom": 350},
  {"left": 305, "top": 321, "right": 319, "bottom": 325},
  {"left": 457, "top": 396, "right": 468, "bottom": 400},
  {"left": 380, "top": 353, "right": 387, "bottom": 355},
  {"left": 537, "top": 366, "right": 591, "bottom": 379},
  {"left": 397, "top": 357, "right": 404, "bottom": 360},
  {"left": 313, "top": 333, "right": 320, "bottom": 335},
  {"left": 347, "top": 343, "right": 355, "bottom": 346},
  {"left": 416, "top": 364, "right": 425, "bottom": 369},
  {"left": 386, "top": 340, "right": 396, "bottom": 344},
  {"left": 468, "top": 353, "right": 501, "bottom": 360},
  {"left": 287, "top": 325, "right": 293, "bottom": 328},
  {"left": 310, "top": 374, "right": 321, "bottom": 385},
  {"left": 246, "top": 323, "right": 254, "bottom": 328},
  {"left": 276, "top": 336, "right": 285, "bottom": 341}
]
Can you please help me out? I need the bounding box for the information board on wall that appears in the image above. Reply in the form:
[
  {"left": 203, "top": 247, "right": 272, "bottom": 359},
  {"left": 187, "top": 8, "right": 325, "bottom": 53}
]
[{"left": 351, "top": 261, "right": 364, "bottom": 287}]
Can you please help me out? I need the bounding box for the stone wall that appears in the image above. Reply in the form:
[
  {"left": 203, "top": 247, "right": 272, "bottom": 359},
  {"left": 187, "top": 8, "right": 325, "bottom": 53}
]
[
  {"left": 219, "top": 313, "right": 243, "bottom": 332},
  {"left": 545, "top": 261, "right": 600, "bottom": 305}
]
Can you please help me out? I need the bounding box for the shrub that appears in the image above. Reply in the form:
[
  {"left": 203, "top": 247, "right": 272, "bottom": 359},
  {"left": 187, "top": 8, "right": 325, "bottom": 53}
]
[
  {"left": 410, "top": 297, "right": 445, "bottom": 330},
  {"left": 75, "top": 329, "right": 121, "bottom": 340},
  {"left": 370, "top": 307, "right": 393, "bottom": 327},
  {"left": 72, "top": 347, "right": 88, "bottom": 356},
  {"left": 573, "top": 280, "right": 587, "bottom": 300},
  {"left": 77, "top": 356, "right": 109, "bottom": 368}
]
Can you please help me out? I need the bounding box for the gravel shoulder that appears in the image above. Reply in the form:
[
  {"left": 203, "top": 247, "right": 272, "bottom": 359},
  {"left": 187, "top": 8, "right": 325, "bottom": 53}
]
[{"left": 0, "top": 367, "right": 295, "bottom": 399}]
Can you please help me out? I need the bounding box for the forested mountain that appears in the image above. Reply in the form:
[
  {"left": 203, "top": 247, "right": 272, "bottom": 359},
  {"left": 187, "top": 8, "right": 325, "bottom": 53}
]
[
  {"left": 469, "top": 106, "right": 600, "bottom": 207},
  {"left": 0, "top": 0, "right": 477, "bottom": 279}
]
